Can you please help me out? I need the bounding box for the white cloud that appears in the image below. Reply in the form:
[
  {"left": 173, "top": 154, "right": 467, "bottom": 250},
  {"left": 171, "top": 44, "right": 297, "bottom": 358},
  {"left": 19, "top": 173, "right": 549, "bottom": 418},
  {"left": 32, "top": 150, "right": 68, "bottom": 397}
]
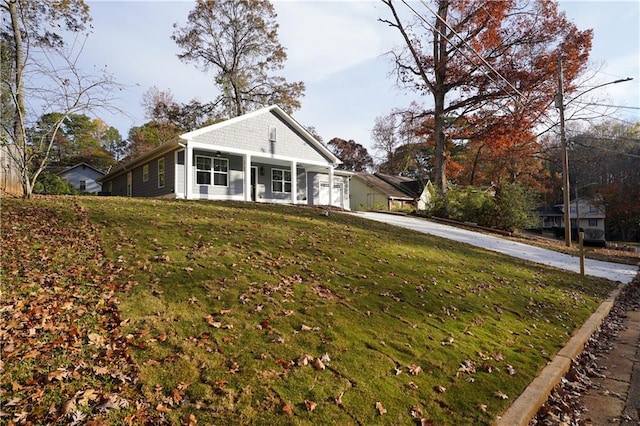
[{"left": 275, "top": 1, "right": 394, "bottom": 83}]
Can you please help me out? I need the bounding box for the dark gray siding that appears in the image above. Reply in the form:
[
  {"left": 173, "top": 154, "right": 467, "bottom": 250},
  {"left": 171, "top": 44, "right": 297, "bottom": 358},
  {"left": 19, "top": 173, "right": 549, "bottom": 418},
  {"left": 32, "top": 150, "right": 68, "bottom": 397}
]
[{"left": 103, "top": 151, "right": 176, "bottom": 198}]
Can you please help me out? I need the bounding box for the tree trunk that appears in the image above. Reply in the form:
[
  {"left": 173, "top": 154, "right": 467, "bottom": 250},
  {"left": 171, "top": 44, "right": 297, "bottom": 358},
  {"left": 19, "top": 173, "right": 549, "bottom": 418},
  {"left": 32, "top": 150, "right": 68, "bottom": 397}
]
[{"left": 9, "top": 0, "right": 28, "bottom": 197}]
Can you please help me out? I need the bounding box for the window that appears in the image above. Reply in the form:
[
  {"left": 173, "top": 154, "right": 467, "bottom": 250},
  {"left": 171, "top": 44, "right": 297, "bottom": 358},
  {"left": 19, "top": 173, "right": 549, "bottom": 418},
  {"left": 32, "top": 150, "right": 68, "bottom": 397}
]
[
  {"left": 269, "top": 126, "right": 277, "bottom": 142},
  {"left": 589, "top": 219, "right": 598, "bottom": 227},
  {"left": 158, "top": 158, "right": 165, "bottom": 188},
  {"left": 196, "top": 156, "right": 228, "bottom": 186},
  {"left": 196, "top": 156, "right": 211, "bottom": 185},
  {"left": 272, "top": 168, "right": 291, "bottom": 193},
  {"left": 79, "top": 180, "right": 86, "bottom": 191},
  {"left": 589, "top": 205, "right": 598, "bottom": 213},
  {"left": 143, "top": 164, "right": 149, "bottom": 182}
]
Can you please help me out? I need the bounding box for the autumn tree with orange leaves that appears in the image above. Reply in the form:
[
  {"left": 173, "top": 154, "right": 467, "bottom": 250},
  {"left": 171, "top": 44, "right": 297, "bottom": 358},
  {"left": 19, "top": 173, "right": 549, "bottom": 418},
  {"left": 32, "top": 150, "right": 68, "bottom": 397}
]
[{"left": 380, "top": 0, "right": 592, "bottom": 193}]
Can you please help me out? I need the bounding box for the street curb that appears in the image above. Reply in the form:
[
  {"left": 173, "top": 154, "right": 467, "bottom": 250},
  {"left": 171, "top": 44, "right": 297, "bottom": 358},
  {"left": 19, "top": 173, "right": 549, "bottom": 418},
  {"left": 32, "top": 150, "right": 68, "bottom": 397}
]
[{"left": 496, "top": 284, "right": 625, "bottom": 425}]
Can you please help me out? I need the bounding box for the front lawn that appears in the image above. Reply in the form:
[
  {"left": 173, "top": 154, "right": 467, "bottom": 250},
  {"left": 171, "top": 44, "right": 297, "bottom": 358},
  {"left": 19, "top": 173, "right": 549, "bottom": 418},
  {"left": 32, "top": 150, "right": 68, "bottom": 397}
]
[{"left": 1, "top": 196, "right": 617, "bottom": 425}]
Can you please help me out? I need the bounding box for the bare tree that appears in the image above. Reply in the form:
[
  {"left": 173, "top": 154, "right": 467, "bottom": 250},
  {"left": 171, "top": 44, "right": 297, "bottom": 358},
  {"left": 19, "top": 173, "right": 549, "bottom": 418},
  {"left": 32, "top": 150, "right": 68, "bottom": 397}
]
[
  {"left": 1, "top": 0, "right": 122, "bottom": 197},
  {"left": 172, "top": 0, "right": 305, "bottom": 118}
]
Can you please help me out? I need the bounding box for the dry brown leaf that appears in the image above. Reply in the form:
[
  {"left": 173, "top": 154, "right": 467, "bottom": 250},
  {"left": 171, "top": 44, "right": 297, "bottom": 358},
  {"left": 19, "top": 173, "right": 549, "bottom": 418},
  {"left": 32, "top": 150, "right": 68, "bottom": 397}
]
[
  {"left": 88, "top": 332, "right": 105, "bottom": 346},
  {"left": 78, "top": 389, "right": 99, "bottom": 406},
  {"left": 156, "top": 403, "right": 172, "bottom": 413},
  {"left": 434, "top": 385, "right": 446, "bottom": 393},
  {"left": 182, "top": 413, "right": 197, "bottom": 426},
  {"left": 408, "top": 364, "right": 423, "bottom": 375},
  {"left": 312, "top": 358, "right": 325, "bottom": 371},
  {"left": 478, "top": 404, "right": 488, "bottom": 412},
  {"left": 62, "top": 398, "right": 77, "bottom": 414},
  {"left": 304, "top": 400, "right": 317, "bottom": 412},
  {"left": 494, "top": 391, "right": 509, "bottom": 400},
  {"left": 335, "top": 391, "right": 344, "bottom": 406},
  {"left": 282, "top": 402, "right": 294, "bottom": 416},
  {"left": 375, "top": 401, "right": 387, "bottom": 415},
  {"left": 411, "top": 405, "right": 423, "bottom": 419}
]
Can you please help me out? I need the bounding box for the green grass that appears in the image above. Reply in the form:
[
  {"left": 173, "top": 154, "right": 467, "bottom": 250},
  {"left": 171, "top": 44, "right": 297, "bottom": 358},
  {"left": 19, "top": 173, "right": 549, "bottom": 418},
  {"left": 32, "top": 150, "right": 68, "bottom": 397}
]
[{"left": 2, "top": 196, "right": 617, "bottom": 425}]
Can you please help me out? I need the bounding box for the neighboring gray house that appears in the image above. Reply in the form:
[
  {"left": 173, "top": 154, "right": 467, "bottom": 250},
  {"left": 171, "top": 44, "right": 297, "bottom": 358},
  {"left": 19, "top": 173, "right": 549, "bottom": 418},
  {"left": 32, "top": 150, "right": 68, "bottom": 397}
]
[
  {"left": 58, "top": 162, "right": 105, "bottom": 194},
  {"left": 99, "top": 105, "right": 350, "bottom": 209},
  {"left": 535, "top": 197, "right": 606, "bottom": 241},
  {"left": 350, "top": 172, "right": 430, "bottom": 211}
]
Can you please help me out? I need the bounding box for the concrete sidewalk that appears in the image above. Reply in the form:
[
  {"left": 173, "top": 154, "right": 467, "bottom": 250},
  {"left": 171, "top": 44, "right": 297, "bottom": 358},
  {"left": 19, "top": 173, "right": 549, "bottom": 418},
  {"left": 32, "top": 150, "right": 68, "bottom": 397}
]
[{"left": 356, "top": 212, "right": 638, "bottom": 284}]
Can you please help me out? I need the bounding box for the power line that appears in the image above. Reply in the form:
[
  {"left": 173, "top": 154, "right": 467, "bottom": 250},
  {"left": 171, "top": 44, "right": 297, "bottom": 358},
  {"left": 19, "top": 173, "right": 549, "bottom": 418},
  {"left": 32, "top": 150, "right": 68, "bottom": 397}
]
[
  {"left": 571, "top": 101, "right": 640, "bottom": 111},
  {"left": 416, "top": 0, "right": 528, "bottom": 101}
]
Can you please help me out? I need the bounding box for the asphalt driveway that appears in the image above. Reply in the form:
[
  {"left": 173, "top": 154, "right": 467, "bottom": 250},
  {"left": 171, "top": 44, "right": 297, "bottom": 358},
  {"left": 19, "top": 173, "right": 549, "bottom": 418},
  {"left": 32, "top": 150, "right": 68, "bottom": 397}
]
[{"left": 356, "top": 212, "right": 638, "bottom": 284}]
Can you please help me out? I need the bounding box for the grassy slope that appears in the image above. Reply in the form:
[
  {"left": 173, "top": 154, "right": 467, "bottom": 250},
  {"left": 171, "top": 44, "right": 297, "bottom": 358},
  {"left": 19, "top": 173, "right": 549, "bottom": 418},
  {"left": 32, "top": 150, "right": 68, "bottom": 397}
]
[
  {"left": 1, "top": 196, "right": 616, "bottom": 425},
  {"left": 78, "top": 197, "right": 616, "bottom": 425}
]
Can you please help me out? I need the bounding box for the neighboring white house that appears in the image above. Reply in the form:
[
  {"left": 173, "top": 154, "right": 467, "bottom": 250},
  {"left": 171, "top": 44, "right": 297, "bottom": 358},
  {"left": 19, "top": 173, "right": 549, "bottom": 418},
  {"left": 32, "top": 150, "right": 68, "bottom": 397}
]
[
  {"left": 58, "top": 162, "right": 105, "bottom": 194},
  {"left": 99, "top": 105, "right": 350, "bottom": 210}
]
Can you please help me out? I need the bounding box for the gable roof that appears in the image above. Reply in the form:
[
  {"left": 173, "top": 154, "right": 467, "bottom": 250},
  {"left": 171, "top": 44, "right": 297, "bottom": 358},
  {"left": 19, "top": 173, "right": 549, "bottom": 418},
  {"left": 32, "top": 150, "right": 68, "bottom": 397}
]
[
  {"left": 181, "top": 105, "right": 341, "bottom": 165},
  {"left": 58, "top": 162, "right": 106, "bottom": 177},
  {"left": 374, "top": 173, "right": 424, "bottom": 198},
  {"left": 99, "top": 105, "right": 340, "bottom": 183},
  {"left": 353, "top": 173, "right": 416, "bottom": 201}
]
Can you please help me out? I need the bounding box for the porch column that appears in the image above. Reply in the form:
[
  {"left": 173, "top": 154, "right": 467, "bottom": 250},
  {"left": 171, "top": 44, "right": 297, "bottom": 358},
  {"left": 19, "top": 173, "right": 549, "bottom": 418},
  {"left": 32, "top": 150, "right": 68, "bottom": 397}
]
[
  {"left": 185, "top": 144, "right": 193, "bottom": 200},
  {"left": 291, "top": 161, "right": 297, "bottom": 204},
  {"left": 244, "top": 154, "right": 252, "bottom": 201},
  {"left": 328, "top": 166, "right": 334, "bottom": 207}
]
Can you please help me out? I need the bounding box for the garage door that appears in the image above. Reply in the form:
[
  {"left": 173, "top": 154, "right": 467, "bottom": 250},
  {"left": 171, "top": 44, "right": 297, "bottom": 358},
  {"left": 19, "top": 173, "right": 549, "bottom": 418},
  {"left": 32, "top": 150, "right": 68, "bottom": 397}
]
[{"left": 319, "top": 182, "right": 343, "bottom": 207}]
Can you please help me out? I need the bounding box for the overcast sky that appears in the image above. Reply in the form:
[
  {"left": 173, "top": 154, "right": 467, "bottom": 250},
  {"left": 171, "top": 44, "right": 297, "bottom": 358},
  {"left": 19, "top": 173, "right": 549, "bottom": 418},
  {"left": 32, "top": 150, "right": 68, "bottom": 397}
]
[{"left": 79, "top": 0, "right": 640, "bottom": 155}]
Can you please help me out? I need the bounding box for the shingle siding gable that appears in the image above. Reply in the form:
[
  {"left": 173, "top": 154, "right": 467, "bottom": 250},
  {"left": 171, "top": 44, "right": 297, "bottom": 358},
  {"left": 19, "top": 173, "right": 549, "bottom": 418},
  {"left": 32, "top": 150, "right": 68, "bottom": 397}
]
[{"left": 191, "top": 110, "right": 330, "bottom": 163}]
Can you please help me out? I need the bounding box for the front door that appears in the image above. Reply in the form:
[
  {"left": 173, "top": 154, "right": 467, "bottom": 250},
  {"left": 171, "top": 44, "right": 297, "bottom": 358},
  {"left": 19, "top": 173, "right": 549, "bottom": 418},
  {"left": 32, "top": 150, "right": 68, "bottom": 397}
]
[{"left": 251, "top": 166, "right": 258, "bottom": 201}]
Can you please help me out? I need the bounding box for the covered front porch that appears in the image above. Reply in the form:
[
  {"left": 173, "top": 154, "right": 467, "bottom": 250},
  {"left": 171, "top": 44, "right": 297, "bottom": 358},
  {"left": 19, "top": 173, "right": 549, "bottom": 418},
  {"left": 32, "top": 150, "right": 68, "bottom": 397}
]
[{"left": 174, "top": 142, "right": 349, "bottom": 210}]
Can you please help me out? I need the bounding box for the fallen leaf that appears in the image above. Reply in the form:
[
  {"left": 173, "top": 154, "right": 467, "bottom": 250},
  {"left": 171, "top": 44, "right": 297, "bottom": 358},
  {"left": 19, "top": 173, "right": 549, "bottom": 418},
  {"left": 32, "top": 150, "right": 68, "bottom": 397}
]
[
  {"left": 507, "top": 364, "right": 516, "bottom": 375},
  {"left": 312, "top": 358, "right": 325, "bottom": 371},
  {"left": 375, "top": 401, "right": 387, "bottom": 415},
  {"left": 78, "top": 389, "right": 99, "bottom": 406},
  {"left": 411, "top": 405, "right": 423, "bottom": 419},
  {"left": 335, "top": 392, "right": 344, "bottom": 406},
  {"left": 408, "top": 364, "right": 423, "bottom": 376},
  {"left": 494, "top": 391, "right": 509, "bottom": 400},
  {"left": 300, "top": 324, "right": 312, "bottom": 331},
  {"left": 62, "top": 398, "right": 77, "bottom": 414},
  {"left": 182, "top": 413, "right": 197, "bottom": 426},
  {"left": 282, "top": 402, "right": 294, "bottom": 416},
  {"left": 434, "top": 385, "right": 446, "bottom": 393},
  {"left": 156, "top": 403, "right": 172, "bottom": 413},
  {"left": 304, "top": 400, "right": 317, "bottom": 412},
  {"left": 88, "top": 332, "right": 105, "bottom": 346},
  {"left": 478, "top": 404, "right": 488, "bottom": 412}
]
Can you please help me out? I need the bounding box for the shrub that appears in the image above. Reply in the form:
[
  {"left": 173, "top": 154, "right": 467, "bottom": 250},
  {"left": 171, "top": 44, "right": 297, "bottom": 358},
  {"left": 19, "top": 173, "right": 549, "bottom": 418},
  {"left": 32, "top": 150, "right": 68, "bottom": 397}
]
[
  {"left": 425, "top": 183, "right": 538, "bottom": 232},
  {"left": 33, "top": 171, "right": 77, "bottom": 195}
]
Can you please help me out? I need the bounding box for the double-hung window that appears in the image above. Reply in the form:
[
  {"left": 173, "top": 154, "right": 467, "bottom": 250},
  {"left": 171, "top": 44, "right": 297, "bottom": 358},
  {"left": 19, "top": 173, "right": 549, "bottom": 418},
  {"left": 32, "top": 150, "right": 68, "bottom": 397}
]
[
  {"left": 272, "top": 168, "right": 291, "bottom": 193},
  {"left": 196, "top": 156, "right": 228, "bottom": 186},
  {"left": 143, "top": 164, "right": 149, "bottom": 182},
  {"left": 158, "top": 158, "right": 165, "bottom": 188}
]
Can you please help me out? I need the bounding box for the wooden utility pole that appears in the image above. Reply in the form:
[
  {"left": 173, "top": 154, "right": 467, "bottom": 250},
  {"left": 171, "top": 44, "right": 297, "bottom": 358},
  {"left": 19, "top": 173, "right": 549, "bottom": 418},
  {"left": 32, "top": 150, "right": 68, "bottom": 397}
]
[{"left": 556, "top": 58, "right": 571, "bottom": 247}]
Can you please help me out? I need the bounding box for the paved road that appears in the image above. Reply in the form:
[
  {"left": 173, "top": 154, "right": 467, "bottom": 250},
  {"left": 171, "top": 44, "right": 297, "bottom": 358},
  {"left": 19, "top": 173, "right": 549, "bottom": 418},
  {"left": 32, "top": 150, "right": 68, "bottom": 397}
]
[{"left": 356, "top": 212, "right": 638, "bottom": 284}]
